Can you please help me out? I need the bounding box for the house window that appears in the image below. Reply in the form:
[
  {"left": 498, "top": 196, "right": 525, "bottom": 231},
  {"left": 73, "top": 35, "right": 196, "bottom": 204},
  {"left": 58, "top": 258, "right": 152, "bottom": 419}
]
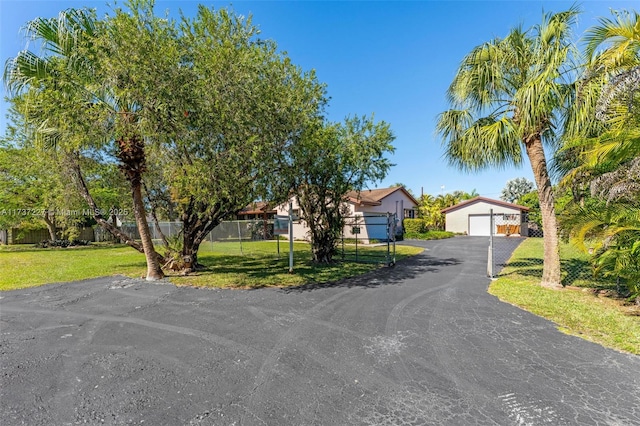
[{"left": 404, "top": 209, "right": 415, "bottom": 219}]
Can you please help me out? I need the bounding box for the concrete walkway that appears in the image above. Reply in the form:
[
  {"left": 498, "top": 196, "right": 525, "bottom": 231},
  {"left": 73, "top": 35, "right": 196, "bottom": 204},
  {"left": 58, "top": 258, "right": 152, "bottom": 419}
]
[{"left": 1, "top": 236, "right": 638, "bottom": 425}]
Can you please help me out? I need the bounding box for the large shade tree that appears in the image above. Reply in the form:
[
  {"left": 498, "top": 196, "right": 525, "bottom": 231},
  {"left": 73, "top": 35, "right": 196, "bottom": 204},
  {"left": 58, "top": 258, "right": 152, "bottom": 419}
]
[
  {"left": 0, "top": 136, "right": 72, "bottom": 241},
  {"left": 152, "top": 6, "right": 326, "bottom": 270},
  {"left": 437, "top": 7, "right": 580, "bottom": 289},
  {"left": 5, "top": 1, "right": 325, "bottom": 275}
]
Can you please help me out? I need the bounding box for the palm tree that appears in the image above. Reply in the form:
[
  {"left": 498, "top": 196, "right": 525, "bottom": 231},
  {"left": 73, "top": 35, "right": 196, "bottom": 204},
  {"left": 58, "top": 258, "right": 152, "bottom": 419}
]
[
  {"left": 559, "top": 9, "right": 640, "bottom": 304},
  {"left": 4, "top": 8, "right": 164, "bottom": 279},
  {"left": 436, "top": 7, "right": 580, "bottom": 289},
  {"left": 584, "top": 9, "right": 640, "bottom": 125},
  {"left": 566, "top": 199, "right": 640, "bottom": 301},
  {"left": 561, "top": 9, "right": 640, "bottom": 210},
  {"left": 576, "top": 9, "right": 640, "bottom": 167}
]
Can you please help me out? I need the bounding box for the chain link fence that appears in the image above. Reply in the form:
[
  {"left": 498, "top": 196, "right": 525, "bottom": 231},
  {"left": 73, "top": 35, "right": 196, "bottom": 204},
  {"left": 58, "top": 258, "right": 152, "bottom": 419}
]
[
  {"left": 339, "top": 214, "right": 397, "bottom": 266},
  {"left": 118, "top": 220, "right": 273, "bottom": 242},
  {"left": 115, "top": 220, "right": 277, "bottom": 257},
  {"left": 106, "top": 215, "right": 400, "bottom": 265},
  {"left": 488, "top": 212, "right": 621, "bottom": 292}
]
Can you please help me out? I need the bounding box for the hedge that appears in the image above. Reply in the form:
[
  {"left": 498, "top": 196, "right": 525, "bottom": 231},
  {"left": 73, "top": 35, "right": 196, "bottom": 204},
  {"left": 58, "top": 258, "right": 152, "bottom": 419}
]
[{"left": 404, "top": 218, "right": 429, "bottom": 234}]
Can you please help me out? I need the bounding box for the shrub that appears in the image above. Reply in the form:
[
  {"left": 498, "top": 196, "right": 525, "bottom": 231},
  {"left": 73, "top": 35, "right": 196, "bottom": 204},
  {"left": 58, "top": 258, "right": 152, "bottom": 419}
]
[
  {"left": 404, "top": 218, "right": 428, "bottom": 234},
  {"left": 36, "top": 239, "right": 90, "bottom": 248},
  {"left": 404, "top": 231, "right": 454, "bottom": 240}
]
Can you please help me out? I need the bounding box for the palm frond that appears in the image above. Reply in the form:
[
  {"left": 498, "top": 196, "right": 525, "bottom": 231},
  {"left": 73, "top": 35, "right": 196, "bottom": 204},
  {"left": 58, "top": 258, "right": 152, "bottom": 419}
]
[
  {"left": 442, "top": 115, "right": 522, "bottom": 172},
  {"left": 595, "top": 66, "right": 640, "bottom": 121},
  {"left": 435, "top": 109, "right": 473, "bottom": 142},
  {"left": 590, "top": 156, "right": 640, "bottom": 202},
  {"left": 4, "top": 8, "right": 99, "bottom": 99},
  {"left": 583, "top": 9, "right": 640, "bottom": 67},
  {"left": 4, "top": 51, "right": 55, "bottom": 94},
  {"left": 586, "top": 129, "right": 640, "bottom": 166}
]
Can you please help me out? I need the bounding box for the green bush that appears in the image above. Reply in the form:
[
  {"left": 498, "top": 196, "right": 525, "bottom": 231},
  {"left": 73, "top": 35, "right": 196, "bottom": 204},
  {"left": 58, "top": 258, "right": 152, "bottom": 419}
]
[
  {"left": 404, "top": 218, "right": 428, "bottom": 234},
  {"left": 404, "top": 231, "right": 454, "bottom": 240}
]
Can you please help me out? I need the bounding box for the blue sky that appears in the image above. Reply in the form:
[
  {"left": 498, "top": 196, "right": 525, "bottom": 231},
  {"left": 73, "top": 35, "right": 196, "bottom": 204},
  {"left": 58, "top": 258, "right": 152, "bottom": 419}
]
[{"left": 1, "top": 0, "right": 637, "bottom": 199}]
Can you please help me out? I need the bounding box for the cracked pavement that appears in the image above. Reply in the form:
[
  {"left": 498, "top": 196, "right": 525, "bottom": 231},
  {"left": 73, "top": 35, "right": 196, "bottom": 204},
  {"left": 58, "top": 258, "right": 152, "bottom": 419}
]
[{"left": 1, "top": 236, "right": 639, "bottom": 425}]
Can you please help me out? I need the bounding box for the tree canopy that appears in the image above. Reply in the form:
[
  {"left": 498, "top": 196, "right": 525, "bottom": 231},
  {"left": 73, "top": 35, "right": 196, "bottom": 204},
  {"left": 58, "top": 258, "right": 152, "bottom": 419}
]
[
  {"left": 500, "top": 178, "right": 535, "bottom": 204},
  {"left": 287, "top": 116, "right": 395, "bottom": 263},
  {"left": 3, "top": 0, "right": 391, "bottom": 274}
]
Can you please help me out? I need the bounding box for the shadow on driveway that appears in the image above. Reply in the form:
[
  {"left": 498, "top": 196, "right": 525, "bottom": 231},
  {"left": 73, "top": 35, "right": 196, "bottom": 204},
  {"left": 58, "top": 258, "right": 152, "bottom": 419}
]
[{"left": 282, "top": 252, "right": 461, "bottom": 293}]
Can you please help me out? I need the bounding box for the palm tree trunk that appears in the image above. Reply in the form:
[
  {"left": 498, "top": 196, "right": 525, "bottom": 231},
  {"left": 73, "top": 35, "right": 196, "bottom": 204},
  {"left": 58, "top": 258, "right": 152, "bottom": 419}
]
[
  {"left": 115, "top": 130, "right": 164, "bottom": 281},
  {"left": 525, "top": 137, "right": 562, "bottom": 289},
  {"left": 131, "top": 179, "right": 164, "bottom": 280}
]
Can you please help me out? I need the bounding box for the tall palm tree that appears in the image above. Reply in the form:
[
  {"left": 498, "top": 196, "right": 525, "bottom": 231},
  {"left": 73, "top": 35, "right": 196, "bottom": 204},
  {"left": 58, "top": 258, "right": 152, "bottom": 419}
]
[
  {"left": 437, "top": 7, "right": 580, "bottom": 289},
  {"left": 4, "top": 8, "right": 164, "bottom": 279}
]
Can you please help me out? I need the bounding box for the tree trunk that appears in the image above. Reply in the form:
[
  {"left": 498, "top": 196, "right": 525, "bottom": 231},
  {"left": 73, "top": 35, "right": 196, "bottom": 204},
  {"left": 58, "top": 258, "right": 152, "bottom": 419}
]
[
  {"left": 131, "top": 179, "right": 164, "bottom": 280},
  {"left": 143, "top": 181, "right": 170, "bottom": 249},
  {"left": 42, "top": 211, "right": 57, "bottom": 241},
  {"left": 180, "top": 202, "right": 226, "bottom": 272},
  {"left": 525, "top": 137, "right": 562, "bottom": 289},
  {"left": 309, "top": 223, "right": 337, "bottom": 263},
  {"left": 311, "top": 242, "right": 334, "bottom": 263},
  {"left": 181, "top": 232, "right": 199, "bottom": 272},
  {"left": 298, "top": 188, "right": 342, "bottom": 264}
]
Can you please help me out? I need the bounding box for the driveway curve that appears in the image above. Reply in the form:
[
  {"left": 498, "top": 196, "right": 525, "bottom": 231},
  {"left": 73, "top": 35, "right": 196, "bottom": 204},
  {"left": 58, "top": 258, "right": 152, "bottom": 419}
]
[{"left": 1, "top": 236, "right": 639, "bottom": 425}]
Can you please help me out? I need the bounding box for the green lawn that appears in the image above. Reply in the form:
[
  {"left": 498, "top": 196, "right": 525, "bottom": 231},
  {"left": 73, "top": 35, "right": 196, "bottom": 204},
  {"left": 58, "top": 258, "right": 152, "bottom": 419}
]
[
  {"left": 489, "top": 238, "right": 640, "bottom": 354},
  {"left": 0, "top": 241, "right": 423, "bottom": 291}
]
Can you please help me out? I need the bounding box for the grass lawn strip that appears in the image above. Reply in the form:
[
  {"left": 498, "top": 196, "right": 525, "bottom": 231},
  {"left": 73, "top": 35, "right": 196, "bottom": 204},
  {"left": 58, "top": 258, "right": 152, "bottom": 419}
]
[
  {"left": 0, "top": 241, "right": 423, "bottom": 291},
  {"left": 489, "top": 238, "right": 640, "bottom": 355}
]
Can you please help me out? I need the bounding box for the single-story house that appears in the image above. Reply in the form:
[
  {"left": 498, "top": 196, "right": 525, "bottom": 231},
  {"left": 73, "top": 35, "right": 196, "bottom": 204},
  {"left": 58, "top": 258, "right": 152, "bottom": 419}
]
[
  {"left": 441, "top": 196, "right": 529, "bottom": 236},
  {"left": 276, "top": 186, "right": 419, "bottom": 243}
]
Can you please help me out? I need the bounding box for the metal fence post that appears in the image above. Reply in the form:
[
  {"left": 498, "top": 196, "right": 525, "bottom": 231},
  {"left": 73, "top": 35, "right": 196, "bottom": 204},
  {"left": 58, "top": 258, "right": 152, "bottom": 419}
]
[
  {"left": 236, "top": 220, "right": 243, "bottom": 255},
  {"left": 386, "top": 212, "right": 390, "bottom": 266},
  {"left": 488, "top": 208, "right": 494, "bottom": 278},
  {"left": 390, "top": 213, "right": 396, "bottom": 266},
  {"left": 288, "top": 201, "right": 293, "bottom": 273}
]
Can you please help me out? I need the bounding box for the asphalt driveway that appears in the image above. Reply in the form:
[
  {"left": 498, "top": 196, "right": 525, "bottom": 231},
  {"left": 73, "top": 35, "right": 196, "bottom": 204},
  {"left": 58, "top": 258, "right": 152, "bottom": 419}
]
[{"left": 1, "top": 236, "right": 639, "bottom": 425}]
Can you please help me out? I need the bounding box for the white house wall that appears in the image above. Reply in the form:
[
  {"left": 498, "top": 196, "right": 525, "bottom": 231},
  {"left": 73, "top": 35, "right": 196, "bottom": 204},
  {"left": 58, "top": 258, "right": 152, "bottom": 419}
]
[{"left": 275, "top": 198, "right": 309, "bottom": 241}]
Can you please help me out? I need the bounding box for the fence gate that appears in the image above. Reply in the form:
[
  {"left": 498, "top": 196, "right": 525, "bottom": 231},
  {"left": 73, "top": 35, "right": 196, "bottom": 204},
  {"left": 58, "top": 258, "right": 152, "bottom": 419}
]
[{"left": 340, "top": 213, "right": 397, "bottom": 266}]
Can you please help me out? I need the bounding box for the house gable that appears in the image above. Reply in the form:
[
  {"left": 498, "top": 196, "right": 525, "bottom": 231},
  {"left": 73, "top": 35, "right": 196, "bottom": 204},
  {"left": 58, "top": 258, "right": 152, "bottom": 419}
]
[
  {"left": 441, "top": 196, "right": 529, "bottom": 214},
  {"left": 348, "top": 186, "right": 419, "bottom": 208}
]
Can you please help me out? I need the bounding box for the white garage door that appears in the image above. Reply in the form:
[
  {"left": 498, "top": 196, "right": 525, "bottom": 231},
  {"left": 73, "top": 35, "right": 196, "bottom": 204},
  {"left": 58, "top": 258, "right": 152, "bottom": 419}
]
[{"left": 468, "top": 215, "right": 491, "bottom": 236}]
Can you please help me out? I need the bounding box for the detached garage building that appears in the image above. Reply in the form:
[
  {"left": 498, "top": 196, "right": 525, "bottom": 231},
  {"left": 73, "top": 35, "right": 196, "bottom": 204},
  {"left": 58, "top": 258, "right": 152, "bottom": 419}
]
[{"left": 441, "top": 197, "right": 529, "bottom": 236}]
